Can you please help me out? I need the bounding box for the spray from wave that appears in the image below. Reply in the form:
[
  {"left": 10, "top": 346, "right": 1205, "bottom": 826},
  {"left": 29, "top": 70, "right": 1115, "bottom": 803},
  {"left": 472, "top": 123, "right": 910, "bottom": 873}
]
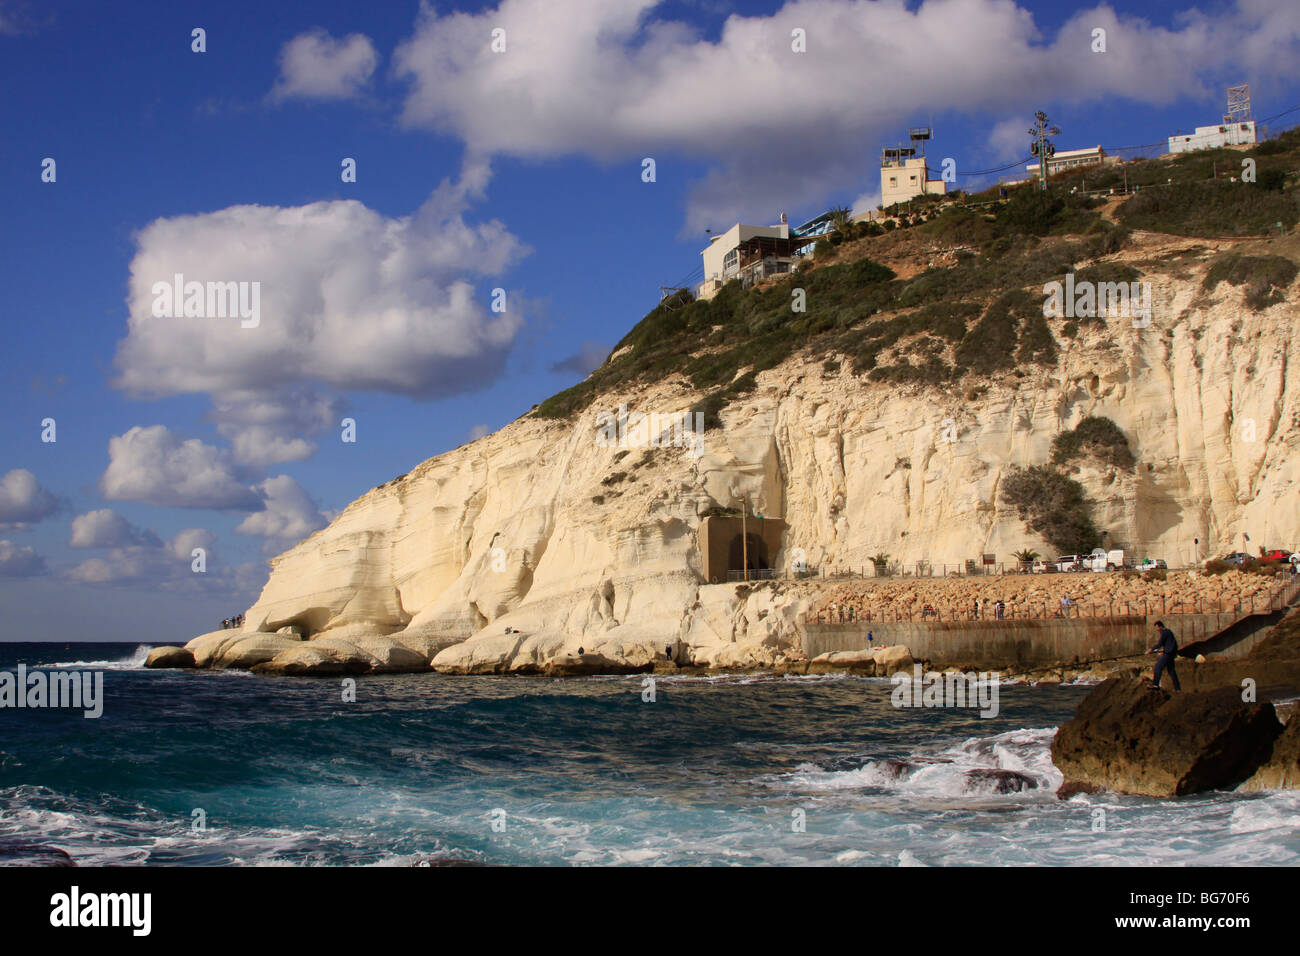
[
  {"left": 41, "top": 644, "right": 154, "bottom": 670},
  {"left": 778, "top": 727, "right": 1063, "bottom": 799}
]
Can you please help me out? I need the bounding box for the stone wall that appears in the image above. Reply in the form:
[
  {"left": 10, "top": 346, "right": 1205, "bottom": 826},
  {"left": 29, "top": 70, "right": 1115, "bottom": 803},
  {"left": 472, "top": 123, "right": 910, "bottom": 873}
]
[{"left": 804, "top": 612, "right": 1244, "bottom": 668}]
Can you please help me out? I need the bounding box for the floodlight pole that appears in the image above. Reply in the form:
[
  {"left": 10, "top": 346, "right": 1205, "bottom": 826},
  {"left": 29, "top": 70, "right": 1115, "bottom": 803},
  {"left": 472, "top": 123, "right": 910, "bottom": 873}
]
[{"left": 1029, "top": 111, "right": 1060, "bottom": 193}]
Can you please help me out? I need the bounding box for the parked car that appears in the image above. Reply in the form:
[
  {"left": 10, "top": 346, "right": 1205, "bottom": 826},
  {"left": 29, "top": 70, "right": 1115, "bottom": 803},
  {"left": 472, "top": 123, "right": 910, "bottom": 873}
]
[
  {"left": 1084, "top": 548, "right": 1127, "bottom": 572},
  {"left": 1055, "top": 554, "right": 1083, "bottom": 572},
  {"left": 1260, "top": 549, "right": 1291, "bottom": 562},
  {"left": 1220, "top": 552, "right": 1252, "bottom": 566},
  {"left": 1137, "top": 557, "right": 1168, "bottom": 571},
  {"left": 1030, "top": 559, "right": 1050, "bottom": 574}
]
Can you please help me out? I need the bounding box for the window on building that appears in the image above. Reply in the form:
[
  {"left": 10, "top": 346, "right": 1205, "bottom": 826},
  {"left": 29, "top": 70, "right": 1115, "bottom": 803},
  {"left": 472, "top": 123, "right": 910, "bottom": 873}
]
[
  {"left": 889, "top": 177, "right": 897, "bottom": 186},
  {"left": 723, "top": 249, "right": 738, "bottom": 271}
]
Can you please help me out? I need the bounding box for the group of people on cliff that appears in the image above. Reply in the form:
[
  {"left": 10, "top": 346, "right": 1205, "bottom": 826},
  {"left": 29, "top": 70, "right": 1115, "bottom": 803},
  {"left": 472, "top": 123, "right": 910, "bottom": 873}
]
[{"left": 220, "top": 613, "right": 244, "bottom": 630}]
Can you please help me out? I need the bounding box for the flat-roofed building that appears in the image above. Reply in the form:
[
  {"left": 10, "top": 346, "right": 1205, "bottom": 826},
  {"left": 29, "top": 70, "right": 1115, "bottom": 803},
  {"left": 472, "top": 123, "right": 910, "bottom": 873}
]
[
  {"left": 1025, "top": 145, "right": 1108, "bottom": 179},
  {"left": 1168, "top": 121, "right": 1257, "bottom": 153},
  {"left": 696, "top": 220, "right": 811, "bottom": 300},
  {"left": 881, "top": 154, "right": 946, "bottom": 208}
]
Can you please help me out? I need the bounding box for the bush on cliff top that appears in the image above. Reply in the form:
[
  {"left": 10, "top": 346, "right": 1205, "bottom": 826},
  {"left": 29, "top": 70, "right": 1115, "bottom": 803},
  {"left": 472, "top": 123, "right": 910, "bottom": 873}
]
[
  {"left": 1202, "top": 253, "right": 1299, "bottom": 310},
  {"left": 1118, "top": 179, "right": 1298, "bottom": 237}
]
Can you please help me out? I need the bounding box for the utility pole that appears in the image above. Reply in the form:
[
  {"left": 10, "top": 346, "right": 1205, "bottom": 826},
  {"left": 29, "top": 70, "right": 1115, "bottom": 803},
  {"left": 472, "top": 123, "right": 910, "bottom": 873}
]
[{"left": 1028, "top": 111, "right": 1061, "bottom": 193}]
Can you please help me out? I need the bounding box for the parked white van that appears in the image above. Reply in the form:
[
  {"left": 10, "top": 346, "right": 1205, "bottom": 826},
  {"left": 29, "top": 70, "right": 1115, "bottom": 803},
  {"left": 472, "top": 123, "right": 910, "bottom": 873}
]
[{"left": 1084, "top": 549, "right": 1127, "bottom": 571}]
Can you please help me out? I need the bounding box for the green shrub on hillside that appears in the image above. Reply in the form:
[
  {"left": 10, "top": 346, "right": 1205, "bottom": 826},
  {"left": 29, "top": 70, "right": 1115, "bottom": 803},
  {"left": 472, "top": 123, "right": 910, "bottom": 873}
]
[
  {"left": 995, "top": 190, "right": 1103, "bottom": 237},
  {"left": 1118, "top": 179, "right": 1299, "bottom": 237},
  {"left": 954, "top": 289, "right": 1050, "bottom": 375},
  {"left": 1202, "top": 253, "right": 1299, "bottom": 309},
  {"left": 1000, "top": 465, "right": 1102, "bottom": 554},
  {"left": 1050, "top": 416, "right": 1136, "bottom": 469}
]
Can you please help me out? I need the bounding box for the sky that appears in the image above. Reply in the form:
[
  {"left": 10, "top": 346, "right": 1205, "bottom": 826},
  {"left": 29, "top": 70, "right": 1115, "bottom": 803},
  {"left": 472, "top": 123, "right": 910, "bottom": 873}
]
[{"left": 2, "top": 0, "right": 1299, "bottom": 642}]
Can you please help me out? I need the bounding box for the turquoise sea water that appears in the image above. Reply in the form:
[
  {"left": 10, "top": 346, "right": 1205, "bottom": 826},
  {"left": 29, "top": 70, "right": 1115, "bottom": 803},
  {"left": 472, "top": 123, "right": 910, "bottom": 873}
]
[{"left": 1, "top": 643, "right": 1298, "bottom": 866}]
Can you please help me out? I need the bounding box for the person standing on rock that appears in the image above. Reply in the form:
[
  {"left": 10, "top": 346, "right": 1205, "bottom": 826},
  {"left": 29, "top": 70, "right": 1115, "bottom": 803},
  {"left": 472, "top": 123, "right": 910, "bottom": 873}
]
[{"left": 1148, "top": 620, "right": 1181, "bottom": 691}]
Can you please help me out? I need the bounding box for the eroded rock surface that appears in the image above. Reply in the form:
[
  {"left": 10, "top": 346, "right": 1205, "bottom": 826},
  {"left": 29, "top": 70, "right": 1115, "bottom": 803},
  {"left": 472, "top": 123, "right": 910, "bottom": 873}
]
[{"left": 1051, "top": 678, "right": 1282, "bottom": 797}]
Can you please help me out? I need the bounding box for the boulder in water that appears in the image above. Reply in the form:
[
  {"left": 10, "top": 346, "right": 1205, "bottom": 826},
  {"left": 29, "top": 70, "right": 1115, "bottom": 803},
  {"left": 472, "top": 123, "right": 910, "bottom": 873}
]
[
  {"left": 0, "top": 842, "right": 76, "bottom": 866},
  {"left": 1051, "top": 678, "right": 1282, "bottom": 797},
  {"left": 964, "top": 769, "right": 1039, "bottom": 794},
  {"left": 144, "top": 646, "right": 196, "bottom": 669}
]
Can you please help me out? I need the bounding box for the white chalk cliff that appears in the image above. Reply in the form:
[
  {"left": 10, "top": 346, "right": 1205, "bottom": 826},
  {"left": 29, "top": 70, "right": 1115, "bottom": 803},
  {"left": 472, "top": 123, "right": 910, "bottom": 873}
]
[{"left": 185, "top": 232, "right": 1300, "bottom": 673}]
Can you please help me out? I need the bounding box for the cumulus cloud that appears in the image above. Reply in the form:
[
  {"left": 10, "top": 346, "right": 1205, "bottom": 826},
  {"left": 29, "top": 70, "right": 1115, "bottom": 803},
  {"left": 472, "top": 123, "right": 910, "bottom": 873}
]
[
  {"left": 0, "top": 469, "right": 62, "bottom": 529},
  {"left": 168, "top": 527, "right": 217, "bottom": 563},
  {"left": 113, "top": 165, "right": 528, "bottom": 464},
  {"left": 550, "top": 341, "right": 610, "bottom": 378},
  {"left": 235, "top": 475, "right": 327, "bottom": 550},
  {"left": 0, "top": 540, "right": 46, "bottom": 577},
  {"left": 208, "top": 388, "right": 339, "bottom": 467},
  {"left": 270, "top": 28, "right": 379, "bottom": 102},
  {"left": 100, "top": 426, "right": 261, "bottom": 510},
  {"left": 65, "top": 525, "right": 230, "bottom": 589},
  {"left": 69, "top": 509, "right": 163, "bottom": 549},
  {"left": 392, "top": 0, "right": 1300, "bottom": 230}
]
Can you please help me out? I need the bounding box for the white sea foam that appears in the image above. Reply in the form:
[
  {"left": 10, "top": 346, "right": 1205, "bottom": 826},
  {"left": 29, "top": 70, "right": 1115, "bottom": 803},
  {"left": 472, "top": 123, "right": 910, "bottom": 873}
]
[
  {"left": 41, "top": 644, "right": 153, "bottom": 670},
  {"left": 777, "top": 727, "right": 1062, "bottom": 800}
]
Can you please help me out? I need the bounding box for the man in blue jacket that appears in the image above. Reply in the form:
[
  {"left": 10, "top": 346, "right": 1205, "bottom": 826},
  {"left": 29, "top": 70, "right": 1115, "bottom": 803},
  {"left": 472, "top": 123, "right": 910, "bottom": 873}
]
[{"left": 1148, "top": 620, "right": 1181, "bottom": 690}]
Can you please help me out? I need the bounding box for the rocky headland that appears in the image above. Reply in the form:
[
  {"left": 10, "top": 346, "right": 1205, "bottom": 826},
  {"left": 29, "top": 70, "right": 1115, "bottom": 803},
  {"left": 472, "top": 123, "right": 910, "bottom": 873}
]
[{"left": 146, "top": 165, "right": 1300, "bottom": 681}]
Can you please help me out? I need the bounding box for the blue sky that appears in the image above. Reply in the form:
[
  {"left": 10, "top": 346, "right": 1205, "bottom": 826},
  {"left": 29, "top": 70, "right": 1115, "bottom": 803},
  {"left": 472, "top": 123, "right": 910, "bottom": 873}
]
[{"left": 2, "top": 0, "right": 1298, "bottom": 642}]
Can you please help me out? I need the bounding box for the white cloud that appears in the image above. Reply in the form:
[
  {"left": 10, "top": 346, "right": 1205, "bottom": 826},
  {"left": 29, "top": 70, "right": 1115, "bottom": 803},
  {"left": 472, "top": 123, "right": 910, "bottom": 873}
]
[
  {"left": 69, "top": 509, "right": 163, "bottom": 549},
  {"left": 208, "top": 388, "right": 339, "bottom": 467},
  {"left": 270, "top": 28, "right": 378, "bottom": 102},
  {"left": 235, "top": 475, "right": 327, "bottom": 549},
  {"left": 65, "top": 526, "right": 230, "bottom": 589},
  {"left": 987, "top": 116, "right": 1035, "bottom": 165},
  {"left": 0, "top": 540, "right": 46, "bottom": 577},
  {"left": 851, "top": 188, "right": 881, "bottom": 218},
  {"left": 100, "top": 426, "right": 261, "bottom": 510},
  {"left": 168, "top": 527, "right": 217, "bottom": 562},
  {"left": 468, "top": 424, "right": 491, "bottom": 441},
  {"left": 113, "top": 165, "right": 528, "bottom": 464},
  {"left": 392, "top": 0, "right": 1300, "bottom": 231},
  {"left": 0, "top": 468, "right": 61, "bottom": 528}
]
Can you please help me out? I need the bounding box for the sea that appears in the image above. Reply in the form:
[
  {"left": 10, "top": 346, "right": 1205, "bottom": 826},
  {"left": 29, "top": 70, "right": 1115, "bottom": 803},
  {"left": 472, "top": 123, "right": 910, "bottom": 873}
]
[{"left": 1, "top": 642, "right": 1298, "bottom": 866}]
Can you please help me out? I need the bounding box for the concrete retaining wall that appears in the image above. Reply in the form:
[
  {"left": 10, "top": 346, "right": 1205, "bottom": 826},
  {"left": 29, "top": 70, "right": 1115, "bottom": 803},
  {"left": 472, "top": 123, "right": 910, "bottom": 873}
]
[{"left": 803, "top": 613, "right": 1243, "bottom": 668}]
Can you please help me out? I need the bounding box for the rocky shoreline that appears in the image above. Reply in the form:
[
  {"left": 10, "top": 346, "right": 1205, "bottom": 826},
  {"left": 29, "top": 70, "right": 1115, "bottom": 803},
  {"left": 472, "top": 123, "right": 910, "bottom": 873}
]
[
  {"left": 148, "top": 600, "right": 1300, "bottom": 798},
  {"left": 1050, "top": 608, "right": 1300, "bottom": 796}
]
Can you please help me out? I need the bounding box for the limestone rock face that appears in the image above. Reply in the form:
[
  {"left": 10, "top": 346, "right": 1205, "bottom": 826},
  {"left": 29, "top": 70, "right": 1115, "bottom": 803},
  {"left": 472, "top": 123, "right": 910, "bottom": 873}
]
[
  {"left": 1239, "top": 717, "right": 1300, "bottom": 791},
  {"left": 1051, "top": 678, "right": 1282, "bottom": 797},
  {"left": 206, "top": 634, "right": 305, "bottom": 670},
  {"left": 180, "top": 241, "right": 1300, "bottom": 673},
  {"left": 875, "top": 645, "right": 914, "bottom": 676},
  {"left": 144, "top": 646, "right": 196, "bottom": 669}
]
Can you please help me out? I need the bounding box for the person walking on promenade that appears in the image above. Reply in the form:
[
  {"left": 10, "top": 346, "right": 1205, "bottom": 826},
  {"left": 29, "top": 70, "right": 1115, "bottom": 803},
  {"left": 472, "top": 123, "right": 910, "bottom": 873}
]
[{"left": 1148, "top": 620, "right": 1181, "bottom": 691}]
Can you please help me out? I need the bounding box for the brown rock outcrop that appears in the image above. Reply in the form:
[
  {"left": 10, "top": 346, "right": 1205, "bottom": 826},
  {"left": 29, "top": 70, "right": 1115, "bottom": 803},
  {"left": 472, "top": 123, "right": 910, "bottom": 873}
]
[{"left": 1051, "top": 678, "right": 1282, "bottom": 797}]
